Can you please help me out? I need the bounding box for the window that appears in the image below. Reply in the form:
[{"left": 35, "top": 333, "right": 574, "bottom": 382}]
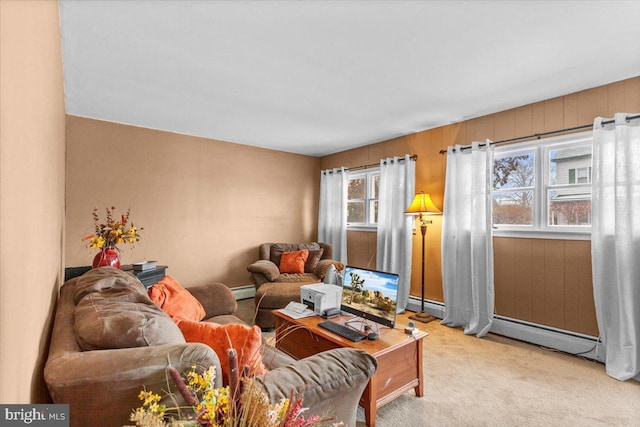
[
  {"left": 347, "top": 169, "right": 379, "bottom": 228},
  {"left": 492, "top": 149, "right": 535, "bottom": 226},
  {"left": 492, "top": 131, "right": 592, "bottom": 238},
  {"left": 568, "top": 167, "right": 591, "bottom": 184}
]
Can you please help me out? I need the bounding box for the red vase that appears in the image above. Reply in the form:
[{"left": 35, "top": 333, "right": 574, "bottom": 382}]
[{"left": 92, "top": 246, "right": 121, "bottom": 269}]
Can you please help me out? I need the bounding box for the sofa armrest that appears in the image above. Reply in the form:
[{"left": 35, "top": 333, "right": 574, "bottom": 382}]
[
  {"left": 255, "top": 348, "right": 377, "bottom": 426},
  {"left": 188, "top": 283, "right": 238, "bottom": 318},
  {"left": 45, "top": 343, "right": 220, "bottom": 427},
  {"left": 314, "top": 259, "right": 345, "bottom": 280},
  {"left": 247, "top": 260, "right": 280, "bottom": 282}
]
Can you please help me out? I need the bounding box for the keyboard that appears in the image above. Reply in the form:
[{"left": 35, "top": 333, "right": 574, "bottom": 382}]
[{"left": 318, "top": 320, "right": 366, "bottom": 342}]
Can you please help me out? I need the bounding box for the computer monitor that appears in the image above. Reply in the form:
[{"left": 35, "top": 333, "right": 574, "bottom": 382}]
[{"left": 340, "top": 266, "right": 399, "bottom": 328}]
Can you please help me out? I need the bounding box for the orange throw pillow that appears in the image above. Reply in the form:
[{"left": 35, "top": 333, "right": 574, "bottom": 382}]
[
  {"left": 279, "top": 250, "right": 309, "bottom": 274},
  {"left": 177, "top": 320, "right": 267, "bottom": 384},
  {"left": 148, "top": 275, "right": 206, "bottom": 322}
]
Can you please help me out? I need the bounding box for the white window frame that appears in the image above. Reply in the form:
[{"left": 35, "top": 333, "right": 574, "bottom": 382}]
[
  {"left": 569, "top": 166, "right": 591, "bottom": 184},
  {"left": 347, "top": 168, "right": 379, "bottom": 231},
  {"left": 492, "top": 131, "right": 592, "bottom": 240}
]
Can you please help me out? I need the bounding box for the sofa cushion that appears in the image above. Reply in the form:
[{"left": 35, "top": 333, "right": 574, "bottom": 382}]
[
  {"left": 73, "top": 267, "right": 185, "bottom": 351},
  {"left": 269, "top": 243, "right": 320, "bottom": 266},
  {"left": 279, "top": 250, "right": 309, "bottom": 274},
  {"left": 178, "top": 320, "right": 267, "bottom": 385},
  {"left": 148, "top": 275, "right": 206, "bottom": 322},
  {"left": 255, "top": 282, "right": 311, "bottom": 309},
  {"left": 304, "top": 248, "right": 324, "bottom": 273},
  {"left": 276, "top": 272, "right": 321, "bottom": 283}
]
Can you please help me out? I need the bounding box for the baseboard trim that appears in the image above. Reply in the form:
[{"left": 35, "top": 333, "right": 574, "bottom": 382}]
[
  {"left": 231, "top": 285, "right": 255, "bottom": 301},
  {"left": 406, "top": 296, "right": 604, "bottom": 362}
]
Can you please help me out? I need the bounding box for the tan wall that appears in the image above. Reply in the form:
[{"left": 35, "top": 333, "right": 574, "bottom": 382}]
[
  {"left": 321, "top": 76, "right": 640, "bottom": 335},
  {"left": 65, "top": 117, "right": 321, "bottom": 287},
  {"left": 0, "top": 1, "right": 66, "bottom": 403}
]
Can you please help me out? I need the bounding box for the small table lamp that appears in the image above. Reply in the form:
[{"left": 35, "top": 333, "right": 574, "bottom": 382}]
[{"left": 405, "top": 192, "right": 442, "bottom": 323}]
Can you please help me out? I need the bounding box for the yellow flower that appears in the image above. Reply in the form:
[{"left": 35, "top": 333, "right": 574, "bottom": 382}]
[
  {"left": 139, "top": 390, "right": 162, "bottom": 407},
  {"left": 90, "top": 236, "right": 105, "bottom": 249}
]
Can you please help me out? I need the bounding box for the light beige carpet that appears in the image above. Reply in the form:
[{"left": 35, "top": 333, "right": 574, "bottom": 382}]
[
  {"left": 355, "top": 313, "right": 640, "bottom": 427},
  {"left": 237, "top": 300, "right": 640, "bottom": 426}
]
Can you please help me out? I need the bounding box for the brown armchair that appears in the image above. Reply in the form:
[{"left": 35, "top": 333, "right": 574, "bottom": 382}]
[
  {"left": 247, "top": 242, "right": 343, "bottom": 286},
  {"left": 247, "top": 242, "right": 344, "bottom": 329}
]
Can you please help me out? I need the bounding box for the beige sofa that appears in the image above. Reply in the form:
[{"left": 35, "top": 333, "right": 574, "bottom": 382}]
[{"left": 44, "top": 267, "right": 376, "bottom": 427}]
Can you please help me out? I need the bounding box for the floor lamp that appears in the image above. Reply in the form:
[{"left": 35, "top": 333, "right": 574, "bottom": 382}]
[{"left": 405, "top": 192, "right": 442, "bottom": 323}]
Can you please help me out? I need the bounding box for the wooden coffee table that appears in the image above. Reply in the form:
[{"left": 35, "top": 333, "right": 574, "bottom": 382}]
[{"left": 273, "top": 310, "right": 427, "bottom": 427}]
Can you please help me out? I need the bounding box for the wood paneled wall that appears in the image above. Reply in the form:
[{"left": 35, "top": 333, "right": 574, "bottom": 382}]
[
  {"left": 346, "top": 230, "right": 377, "bottom": 269},
  {"left": 320, "top": 76, "right": 640, "bottom": 336},
  {"left": 494, "top": 238, "right": 597, "bottom": 336}
]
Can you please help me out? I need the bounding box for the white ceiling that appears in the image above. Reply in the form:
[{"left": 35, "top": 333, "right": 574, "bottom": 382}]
[{"left": 59, "top": 1, "right": 640, "bottom": 157}]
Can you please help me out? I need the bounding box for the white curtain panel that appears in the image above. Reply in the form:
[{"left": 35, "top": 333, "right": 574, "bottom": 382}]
[
  {"left": 376, "top": 155, "right": 416, "bottom": 312},
  {"left": 441, "top": 142, "right": 495, "bottom": 337},
  {"left": 591, "top": 113, "right": 640, "bottom": 381},
  {"left": 318, "top": 168, "right": 348, "bottom": 264}
]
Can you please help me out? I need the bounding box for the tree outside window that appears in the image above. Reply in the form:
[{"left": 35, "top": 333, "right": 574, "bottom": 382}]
[
  {"left": 492, "top": 152, "right": 535, "bottom": 226},
  {"left": 347, "top": 177, "right": 365, "bottom": 223},
  {"left": 492, "top": 132, "right": 592, "bottom": 234},
  {"left": 347, "top": 170, "right": 379, "bottom": 227}
]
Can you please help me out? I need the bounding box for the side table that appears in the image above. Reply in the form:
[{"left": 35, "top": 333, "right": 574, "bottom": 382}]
[
  {"left": 124, "top": 265, "right": 168, "bottom": 288},
  {"left": 63, "top": 265, "right": 168, "bottom": 289}
]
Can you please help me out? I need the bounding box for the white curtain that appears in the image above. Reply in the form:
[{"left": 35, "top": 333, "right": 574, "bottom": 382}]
[
  {"left": 441, "top": 142, "right": 495, "bottom": 337},
  {"left": 377, "top": 155, "right": 416, "bottom": 312},
  {"left": 592, "top": 113, "right": 640, "bottom": 381},
  {"left": 318, "top": 168, "right": 348, "bottom": 264}
]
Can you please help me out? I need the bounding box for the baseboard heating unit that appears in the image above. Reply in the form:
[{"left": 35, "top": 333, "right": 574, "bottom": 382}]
[
  {"left": 406, "top": 297, "right": 604, "bottom": 363},
  {"left": 231, "top": 285, "right": 255, "bottom": 301}
]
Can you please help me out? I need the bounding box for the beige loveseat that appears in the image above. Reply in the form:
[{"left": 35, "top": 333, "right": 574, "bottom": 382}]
[
  {"left": 44, "top": 267, "right": 376, "bottom": 427},
  {"left": 247, "top": 242, "right": 344, "bottom": 329}
]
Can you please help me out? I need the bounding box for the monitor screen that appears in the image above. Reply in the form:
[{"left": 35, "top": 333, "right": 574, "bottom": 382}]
[{"left": 341, "top": 266, "right": 399, "bottom": 328}]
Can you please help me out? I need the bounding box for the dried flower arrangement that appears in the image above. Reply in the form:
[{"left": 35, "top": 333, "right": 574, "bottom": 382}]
[
  {"left": 83, "top": 206, "right": 142, "bottom": 250},
  {"left": 125, "top": 348, "right": 343, "bottom": 427}
]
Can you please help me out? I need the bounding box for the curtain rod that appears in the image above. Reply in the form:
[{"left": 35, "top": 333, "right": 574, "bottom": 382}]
[
  {"left": 323, "top": 154, "right": 417, "bottom": 174},
  {"left": 438, "top": 113, "right": 640, "bottom": 155}
]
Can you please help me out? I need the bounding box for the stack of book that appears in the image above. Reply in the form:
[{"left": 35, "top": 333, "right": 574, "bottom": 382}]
[{"left": 132, "top": 261, "right": 158, "bottom": 271}]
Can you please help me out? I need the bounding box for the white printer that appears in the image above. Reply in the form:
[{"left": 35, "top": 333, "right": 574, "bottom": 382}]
[{"left": 300, "top": 283, "right": 342, "bottom": 315}]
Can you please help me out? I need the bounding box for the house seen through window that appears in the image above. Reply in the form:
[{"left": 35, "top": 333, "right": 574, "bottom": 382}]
[
  {"left": 492, "top": 131, "right": 592, "bottom": 236},
  {"left": 347, "top": 169, "right": 379, "bottom": 228}
]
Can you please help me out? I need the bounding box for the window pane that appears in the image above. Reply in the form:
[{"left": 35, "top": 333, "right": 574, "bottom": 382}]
[
  {"left": 576, "top": 167, "right": 590, "bottom": 183},
  {"left": 549, "top": 145, "right": 592, "bottom": 185},
  {"left": 548, "top": 190, "right": 591, "bottom": 226},
  {"left": 348, "top": 178, "right": 365, "bottom": 199},
  {"left": 493, "top": 153, "right": 535, "bottom": 190},
  {"left": 347, "top": 201, "right": 365, "bottom": 223},
  {"left": 372, "top": 175, "right": 380, "bottom": 198},
  {"left": 492, "top": 191, "right": 533, "bottom": 225},
  {"left": 370, "top": 200, "right": 378, "bottom": 224}
]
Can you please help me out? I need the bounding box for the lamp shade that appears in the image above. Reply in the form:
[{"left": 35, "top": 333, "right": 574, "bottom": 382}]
[{"left": 405, "top": 192, "right": 441, "bottom": 215}]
